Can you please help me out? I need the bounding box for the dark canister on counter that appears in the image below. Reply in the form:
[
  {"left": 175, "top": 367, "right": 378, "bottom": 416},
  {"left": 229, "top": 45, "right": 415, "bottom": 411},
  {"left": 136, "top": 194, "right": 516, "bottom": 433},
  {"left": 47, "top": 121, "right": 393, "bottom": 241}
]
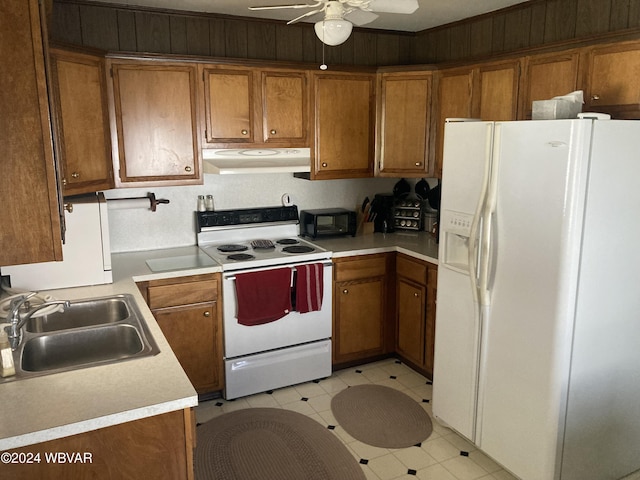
[{"left": 373, "top": 193, "right": 396, "bottom": 233}]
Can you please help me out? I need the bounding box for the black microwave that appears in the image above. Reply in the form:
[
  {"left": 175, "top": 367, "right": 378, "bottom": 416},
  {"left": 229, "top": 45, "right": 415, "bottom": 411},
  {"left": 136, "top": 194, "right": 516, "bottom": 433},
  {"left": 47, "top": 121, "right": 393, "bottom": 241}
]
[{"left": 300, "top": 208, "right": 357, "bottom": 239}]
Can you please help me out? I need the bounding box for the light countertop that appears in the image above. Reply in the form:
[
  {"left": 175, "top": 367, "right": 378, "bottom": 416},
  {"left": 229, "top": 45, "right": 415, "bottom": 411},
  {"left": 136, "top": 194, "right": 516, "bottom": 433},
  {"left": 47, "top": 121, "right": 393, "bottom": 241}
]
[
  {"left": 311, "top": 231, "right": 439, "bottom": 264},
  {"left": 0, "top": 266, "right": 202, "bottom": 451},
  {"left": 0, "top": 233, "right": 435, "bottom": 451}
]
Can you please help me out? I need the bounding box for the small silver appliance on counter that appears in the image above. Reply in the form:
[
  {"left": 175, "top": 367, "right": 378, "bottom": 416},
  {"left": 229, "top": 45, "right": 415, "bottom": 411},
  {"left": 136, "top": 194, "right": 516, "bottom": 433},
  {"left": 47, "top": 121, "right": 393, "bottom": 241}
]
[{"left": 1, "top": 192, "right": 112, "bottom": 290}]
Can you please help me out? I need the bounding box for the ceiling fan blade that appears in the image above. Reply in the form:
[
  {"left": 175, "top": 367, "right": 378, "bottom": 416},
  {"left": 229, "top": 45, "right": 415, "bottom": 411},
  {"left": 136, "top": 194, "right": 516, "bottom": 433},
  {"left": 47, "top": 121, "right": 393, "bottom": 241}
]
[
  {"left": 367, "top": 0, "right": 418, "bottom": 14},
  {"left": 287, "top": 8, "right": 324, "bottom": 24},
  {"left": 345, "top": 9, "right": 378, "bottom": 26},
  {"left": 249, "top": 1, "right": 323, "bottom": 11}
]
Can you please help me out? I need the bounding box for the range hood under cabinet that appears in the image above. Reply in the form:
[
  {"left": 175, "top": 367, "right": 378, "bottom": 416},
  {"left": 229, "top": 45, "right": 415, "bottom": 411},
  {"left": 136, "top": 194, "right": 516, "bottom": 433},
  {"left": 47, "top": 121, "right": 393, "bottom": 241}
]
[{"left": 202, "top": 148, "right": 311, "bottom": 174}]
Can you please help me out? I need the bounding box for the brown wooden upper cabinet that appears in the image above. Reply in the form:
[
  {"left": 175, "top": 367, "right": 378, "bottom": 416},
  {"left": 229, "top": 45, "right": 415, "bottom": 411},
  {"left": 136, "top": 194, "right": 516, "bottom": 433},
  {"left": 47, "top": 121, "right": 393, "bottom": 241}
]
[
  {"left": 518, "top": 51, "right": 580, "bottom": 120},
  {"left": 201, "top": 65, "right": 308, "bottom": 147},
  {"left": 433, "top": 61, "right": 520, "bottom": 178},
  {"left": 473, "top": 59, "right": 520, "bottom": 122},
  {"left": 108, "top": 60, "right": 201, "bottom": 187},
  {"left": 311, "top": 72, "right": 375, "bottom": 180},
  {"left": 1, "top": 0, "right": 63, "bottom": 266},
  {"left": 377, "top": 71, "right": 434, "bottom": 177},
  {"left": 50, "top": 49, "right": 113, "bottom": 196},
  {"left": 433, "top": 67, "right": 473, "bottom": 178},
  {"left": 582, "top": 41, "right": 640, "bottom": 119}
]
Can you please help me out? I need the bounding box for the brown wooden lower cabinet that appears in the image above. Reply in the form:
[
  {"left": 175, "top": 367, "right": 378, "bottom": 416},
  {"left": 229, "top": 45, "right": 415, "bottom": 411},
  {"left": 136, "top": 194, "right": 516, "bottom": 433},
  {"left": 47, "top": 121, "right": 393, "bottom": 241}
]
[
  {"left": 332, "top": 253, "right": 395, "bottom": 365},
  {"left": 2, "top": 409, "right": 195, "bottom": 480},
  {"left": 137, "top": 273, "right": 224, "bottom": 395},
  {"left": 395, "top": 253, "right": 438, "bottom": 378}
]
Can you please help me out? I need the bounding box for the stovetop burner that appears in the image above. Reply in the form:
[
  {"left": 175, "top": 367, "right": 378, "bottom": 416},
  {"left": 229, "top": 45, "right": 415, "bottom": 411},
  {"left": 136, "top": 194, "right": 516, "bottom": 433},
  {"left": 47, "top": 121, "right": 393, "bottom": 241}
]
[
  {"left": 276, "top": 238, "right": 300, "bottom": 245},
  {"left": 227, "top": 253, "right": 255, "bottom": 261},
  {"left": 217, "top": 244, "right": 248, "bottom": 253},
  {"left": 282, "top": 245, "right": 315, "bottom": 254}
]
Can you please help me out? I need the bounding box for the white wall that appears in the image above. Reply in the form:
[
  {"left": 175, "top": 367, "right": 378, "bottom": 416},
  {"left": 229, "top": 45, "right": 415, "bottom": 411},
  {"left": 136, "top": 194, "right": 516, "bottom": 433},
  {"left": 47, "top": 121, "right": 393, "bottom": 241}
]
[{"left": 104, "top": 174, "right": 437, "bottom": 253}]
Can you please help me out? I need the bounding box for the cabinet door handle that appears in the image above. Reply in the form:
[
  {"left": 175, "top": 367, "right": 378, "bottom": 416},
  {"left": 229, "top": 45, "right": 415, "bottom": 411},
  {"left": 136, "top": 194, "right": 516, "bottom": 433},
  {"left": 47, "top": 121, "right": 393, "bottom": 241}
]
[
  {"left": 322, "top": 162, "right": 328, "bottom": 168},
  {"left": 342, "top": 289, "right": 348, "bottom": 294},
  {"left": 241, "top": 129, "right": 249, "bottom": 135},
  {"left": 414, "top": 292, "right": 419, "bottom": 297},
  {"left": 71, "top": 172, "right": 80, "bottom": 178},
  {"left": 270, "top": 129, "right": 277, "bottom": 135},
  {"left": 203, "top": 311, "right": 211, "bottom": 317},
  {"left": 64, "top": 203, "right": 73, "bottom": 213},
  {"left": 591, "top": 94, "right": 600, "bottom": 101},
  {"left": 415, "top": 162, "right": 422, "bottom": 167},
  {"left": 184, "top": 166, "right": 192, "bottom": 173}
]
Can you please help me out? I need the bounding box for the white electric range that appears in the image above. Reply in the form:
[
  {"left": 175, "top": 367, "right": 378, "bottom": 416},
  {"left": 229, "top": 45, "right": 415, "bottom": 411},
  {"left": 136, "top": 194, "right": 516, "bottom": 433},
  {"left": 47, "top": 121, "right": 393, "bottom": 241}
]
[{"left": 197, "top": 206, "right": 333, "bottom": 399}]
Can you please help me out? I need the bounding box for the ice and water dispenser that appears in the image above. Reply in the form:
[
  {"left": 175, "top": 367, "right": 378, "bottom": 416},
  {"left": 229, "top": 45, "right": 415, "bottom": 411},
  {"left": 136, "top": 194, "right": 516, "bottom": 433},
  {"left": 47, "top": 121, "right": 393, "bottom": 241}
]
[{"left": 440, "top": 210, "right": 474, "bottom": 274}]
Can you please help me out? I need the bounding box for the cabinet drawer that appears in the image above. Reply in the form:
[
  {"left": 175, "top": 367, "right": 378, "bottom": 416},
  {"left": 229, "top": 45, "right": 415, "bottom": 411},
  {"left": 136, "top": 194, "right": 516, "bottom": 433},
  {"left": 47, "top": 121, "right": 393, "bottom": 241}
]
[
  {"left": 396, "top": 255, "right": 427, "bottom": 285},
  {"left": 148, "top": 279, "right": 218, "bottom": 309},
  {"left": 334, "top": 255, "right": 387, "bottom": 282}
]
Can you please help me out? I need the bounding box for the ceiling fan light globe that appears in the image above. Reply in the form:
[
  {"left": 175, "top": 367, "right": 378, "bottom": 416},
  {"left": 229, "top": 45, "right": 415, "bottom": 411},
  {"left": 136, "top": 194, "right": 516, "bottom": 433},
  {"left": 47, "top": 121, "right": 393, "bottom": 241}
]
[{"left": 314, "top": 19, "right": 352, "bottom": 46}]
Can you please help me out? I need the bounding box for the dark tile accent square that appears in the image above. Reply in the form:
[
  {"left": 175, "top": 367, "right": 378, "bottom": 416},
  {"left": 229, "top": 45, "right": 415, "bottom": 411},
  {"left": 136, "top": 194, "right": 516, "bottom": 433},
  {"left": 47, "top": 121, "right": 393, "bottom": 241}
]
[
  {"left": 422, "top": 399, "right": 430, "bottom": 403},
  {"left": 460, "top": 451, "right": 469, "bottom": 457},
  {"left": 355, "top": 369, "right": 362, "bottom": 373},
  {"left": 301, "top": 397, "right": 309, "bottom": 401},
  {"left": 215, "top": 402, "right": 224, "bottom": 407},
  {"left": 390, "top": 375, "right": 397, "bottom": 379},
  {"left": 327, "top": 425, "right": 336, "bottom": 430},
  {"left": 359, "top": 459, "right": 369, "bottom": 465},
  {"left": 395, "top": 360, "right": 402, "bottom": 364},
  {"left": 408, "top": 469, "right": 417, "bottom": 475}
]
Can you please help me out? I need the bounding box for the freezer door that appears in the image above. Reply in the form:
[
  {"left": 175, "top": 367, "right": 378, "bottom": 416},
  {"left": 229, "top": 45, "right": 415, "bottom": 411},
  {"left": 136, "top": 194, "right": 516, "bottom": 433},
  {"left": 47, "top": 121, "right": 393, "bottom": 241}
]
[
  {"left": 433, "top": 121, "right": 494, "bottom": 441},
  {"left": 476, "top": 120, "right": 593, "bottom": 480}
]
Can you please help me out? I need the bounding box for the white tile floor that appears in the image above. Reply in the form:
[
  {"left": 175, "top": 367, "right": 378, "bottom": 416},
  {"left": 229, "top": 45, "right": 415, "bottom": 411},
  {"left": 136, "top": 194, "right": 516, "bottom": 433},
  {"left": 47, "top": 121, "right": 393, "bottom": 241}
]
[{"left": 195, "top": 358, "right": 640, "bottom": 480}]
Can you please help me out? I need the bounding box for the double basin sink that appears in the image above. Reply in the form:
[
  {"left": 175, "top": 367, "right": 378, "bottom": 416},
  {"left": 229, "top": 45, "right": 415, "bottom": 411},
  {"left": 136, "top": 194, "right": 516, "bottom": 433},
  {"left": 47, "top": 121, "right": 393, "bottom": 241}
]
[{"left": 4, "top": 294, "right": 159, "bottom": 382}]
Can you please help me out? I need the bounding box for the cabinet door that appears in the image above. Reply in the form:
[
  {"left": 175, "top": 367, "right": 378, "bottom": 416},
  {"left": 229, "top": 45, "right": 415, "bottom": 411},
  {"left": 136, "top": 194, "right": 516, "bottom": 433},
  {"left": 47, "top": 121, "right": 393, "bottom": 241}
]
[
  {"left": 583, "top": 41, "right": 640, "bottom": 118},
  {"left": 474, "top": 60, "right": 520, "bottom": 121},
  {"left": 262, "top": 71, "right": 308, "bottom": 144},
  {"left": 434, "top": 68, "right": 473, "bottom": 178},
  {"left": 0, "top": 0, "right": 63, "bottom": 266},
  {"left": 313, "top": 73, "right": 375, "bottom": 179},
  {"left": 50, "top": 49, "right": 113, "bottom": 195},
  {"left": 378, "top": 73, "right": 433, "bottom": 177},
  {"left": 333, "top": 278, "right": 385, "bottom": 364},
  {"left": 396, "top": 278, "right": 426, "bottom": 367},
  {"left": 153, "top": 302, "right": 222, "bottom": 394},
  {"left": 518, "top": 51, "right": 580, "bottom": 120},
  {"left": 203, "top": 67, "right": 254, "bottom": 144},
  {"left": 110, "top": 62, "right": 201, "bottom": 185}
]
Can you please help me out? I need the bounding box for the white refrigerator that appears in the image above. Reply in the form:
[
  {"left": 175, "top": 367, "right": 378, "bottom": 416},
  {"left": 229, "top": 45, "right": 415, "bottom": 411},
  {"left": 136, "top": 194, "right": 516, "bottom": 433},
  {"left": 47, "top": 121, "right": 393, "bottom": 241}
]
[{"left": 432, "top": 117, "right": 640, "bottom": 480}]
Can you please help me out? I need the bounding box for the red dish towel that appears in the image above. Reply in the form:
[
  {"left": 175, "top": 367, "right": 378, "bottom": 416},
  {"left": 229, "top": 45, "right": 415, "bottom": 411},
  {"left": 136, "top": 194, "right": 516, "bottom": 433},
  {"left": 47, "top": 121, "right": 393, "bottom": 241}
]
[
  {"left": 235, "top": 268, "right": 292, "bottom": 326},
  {"left": 295, "top": 263, "right": 324, "bottom": 313}
]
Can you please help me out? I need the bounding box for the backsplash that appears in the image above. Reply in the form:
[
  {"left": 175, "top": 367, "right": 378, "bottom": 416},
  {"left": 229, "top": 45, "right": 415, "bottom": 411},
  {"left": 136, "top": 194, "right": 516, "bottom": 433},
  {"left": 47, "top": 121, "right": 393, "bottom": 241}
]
[{"left": 104, "top": 174, "right": 437, "bottom": 253}]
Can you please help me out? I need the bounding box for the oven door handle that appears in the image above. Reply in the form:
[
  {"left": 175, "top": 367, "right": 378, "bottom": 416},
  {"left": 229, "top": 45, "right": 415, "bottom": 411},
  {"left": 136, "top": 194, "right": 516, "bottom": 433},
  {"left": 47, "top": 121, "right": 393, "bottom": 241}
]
[{"left": 224, "top": 260, "right": 333, "bottom": 282}]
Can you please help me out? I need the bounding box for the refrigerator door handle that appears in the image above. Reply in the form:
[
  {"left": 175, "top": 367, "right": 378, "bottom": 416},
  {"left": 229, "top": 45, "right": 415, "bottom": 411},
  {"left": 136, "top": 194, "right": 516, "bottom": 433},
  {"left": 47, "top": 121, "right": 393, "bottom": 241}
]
[
  {"left": 478, "top": 124, "right": 501, "bottom": 306},
  {"left": 471, "top": 123, "right": 494, "bottom": 305}
]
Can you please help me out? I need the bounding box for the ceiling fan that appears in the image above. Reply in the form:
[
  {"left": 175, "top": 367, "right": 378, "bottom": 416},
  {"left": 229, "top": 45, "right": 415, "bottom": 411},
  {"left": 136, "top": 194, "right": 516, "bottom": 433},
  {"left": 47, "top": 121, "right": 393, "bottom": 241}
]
[{"left": 249, "top": 0, "right": 419, "bottom": 46}]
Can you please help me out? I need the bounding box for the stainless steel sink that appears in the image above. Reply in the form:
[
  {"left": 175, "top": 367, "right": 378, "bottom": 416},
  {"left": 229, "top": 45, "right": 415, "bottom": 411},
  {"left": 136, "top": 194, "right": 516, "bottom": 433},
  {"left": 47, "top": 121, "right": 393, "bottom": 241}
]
[
  {"left": 21, "top": 324, "right": 146, "bottom": 372},
  {"left": 25, "top": 297, "right": 130, "bottom": 333},
  {"left": 2, "top": 294, "right": 159, "bottom": 382}
]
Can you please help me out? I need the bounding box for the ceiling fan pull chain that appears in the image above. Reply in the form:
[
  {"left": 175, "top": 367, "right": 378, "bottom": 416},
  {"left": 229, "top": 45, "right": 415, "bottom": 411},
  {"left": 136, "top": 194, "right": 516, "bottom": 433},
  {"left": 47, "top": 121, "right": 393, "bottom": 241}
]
[{"left": 320, "top": 21, "right": 328, "bottom": 70}]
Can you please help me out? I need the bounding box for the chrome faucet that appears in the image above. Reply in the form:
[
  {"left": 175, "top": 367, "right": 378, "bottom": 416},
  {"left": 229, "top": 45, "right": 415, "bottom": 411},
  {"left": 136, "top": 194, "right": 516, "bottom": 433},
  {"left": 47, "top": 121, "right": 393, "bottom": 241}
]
[{"left": 5, "top": 293, "right": 70, "bottom": 350}]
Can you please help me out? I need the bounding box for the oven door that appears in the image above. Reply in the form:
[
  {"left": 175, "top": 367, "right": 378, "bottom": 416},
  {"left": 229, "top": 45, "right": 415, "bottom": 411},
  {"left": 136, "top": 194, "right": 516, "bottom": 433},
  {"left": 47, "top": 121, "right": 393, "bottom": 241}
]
[{"left": 222, "top": 260, "right": 333, "bottom": 359}]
